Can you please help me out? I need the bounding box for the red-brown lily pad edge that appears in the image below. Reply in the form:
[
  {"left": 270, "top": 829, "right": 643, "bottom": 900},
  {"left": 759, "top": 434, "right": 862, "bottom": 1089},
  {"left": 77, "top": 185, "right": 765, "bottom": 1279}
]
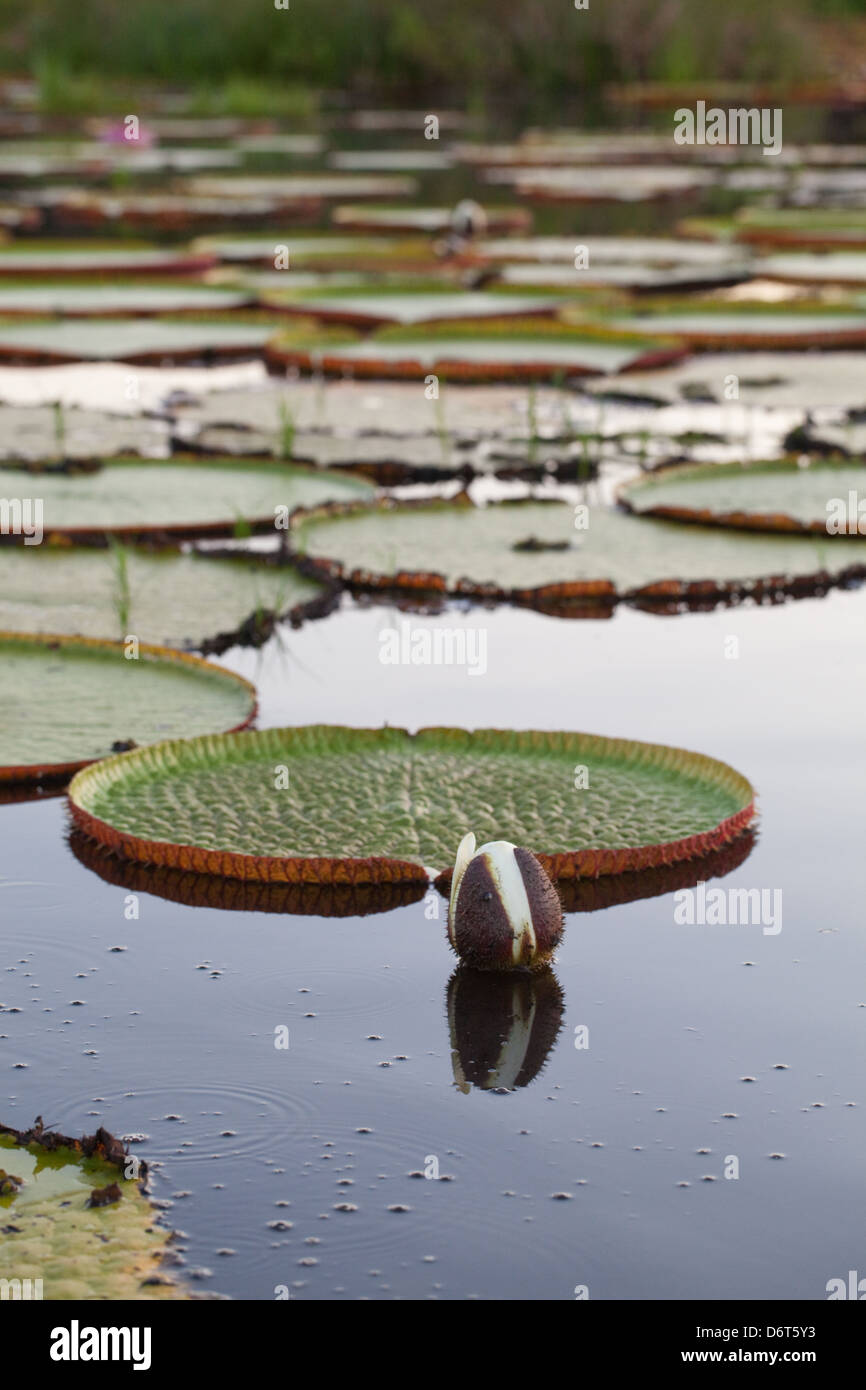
[
  {"left": 286, "top": 495, "right": 866, "bottom": 613},
  {"left": 0, "top": 632, "right": 257, "bottom": 786},
  {"left": 67, "top": 725, "right": 756, "bottom": 887}
]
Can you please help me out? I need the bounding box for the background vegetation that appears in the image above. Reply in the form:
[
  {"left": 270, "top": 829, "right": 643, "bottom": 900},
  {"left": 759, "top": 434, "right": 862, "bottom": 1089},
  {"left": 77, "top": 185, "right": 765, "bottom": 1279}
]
[{"left": 0, "top": 0, "right": 861, "bottom": 115}]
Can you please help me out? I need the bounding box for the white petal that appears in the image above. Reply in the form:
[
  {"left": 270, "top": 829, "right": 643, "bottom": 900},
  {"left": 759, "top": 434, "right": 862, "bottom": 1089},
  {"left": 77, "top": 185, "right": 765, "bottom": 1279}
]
[{"left": 448, "top": 832, "right": 476, "bottom": 945}]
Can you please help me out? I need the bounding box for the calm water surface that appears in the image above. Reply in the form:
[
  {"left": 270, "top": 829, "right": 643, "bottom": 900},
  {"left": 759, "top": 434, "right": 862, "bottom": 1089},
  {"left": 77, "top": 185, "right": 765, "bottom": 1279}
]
[{"left": 1, "top": 588, "right": 864, "bottom": 1300}]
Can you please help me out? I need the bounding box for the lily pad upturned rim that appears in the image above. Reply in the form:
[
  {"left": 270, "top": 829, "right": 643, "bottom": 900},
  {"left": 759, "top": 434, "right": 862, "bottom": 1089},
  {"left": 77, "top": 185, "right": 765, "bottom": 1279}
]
[
  {"left": 287, "top": 494, "right": 866, "bottom": 610},
  {"left": 0, "top": 454, "right": 375, "bottom": 545},
  {"left": 0, "top": 631, "right": 257, "bottom": 784},
  {"left": 67, "top": 724, "right": 756, "bottom": 886},
  {"left": 618, "top": 457, "right": 866, "bottom": 537}
]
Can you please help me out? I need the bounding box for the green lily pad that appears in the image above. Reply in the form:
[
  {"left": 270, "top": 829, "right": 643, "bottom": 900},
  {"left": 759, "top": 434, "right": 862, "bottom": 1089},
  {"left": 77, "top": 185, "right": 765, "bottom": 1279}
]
[
  {"left": 193, "top": 233, "right": 434, "bottom": 269},
  {"left": 70, "top": 829, "right": 430, "bottom": 917},
  {"left": 0, "top": 1124, "right": 186, "bottom": 1300},
  {"left": 0, "top": 318, "right": 276, "bottom": 364},
  {"left": 758, "top": 253, "right": 866, "bottom": 285},
  {"left": 494, "top": 165, "right": 715, "bottom": 201},
  {"left": 610, "top": 308, "right": 866, "bottom": 350},
  {"left": 289, "top": 496, "right": 866, "bottom": 605},
  {"left": 0, "top": 456, "right": 373, "bottom": 541},
  {"left": 679, "top": 208, "right": 866, "bottom": 249},
  {"left": 331, "top": 205, "right": 529, "bottom": 234},
  {"left": 267, "top": 320, "right": 684, "bottom": 380},
  {"left": 188, "top": 174, "right": 418, "bottom": 201},
  {"left": 0, "top": 545, "right": 326, "bottom": 647},
  {"left": 0, "top": 284, "right": 251, "bottom": 315},
  {"left": 67, "top": 725, "right": 755, "bottom": 883},
  {"left": 272, "top": 291, "right": 561, "bottom": 329},
  {"left": 0, "top": 633, "right": 256, "bottom": 782},
  {"left": 620, "top": 459, "right": 866, "bottom": 535},
  {"left": 0, "top": 244, "right": 217, "bottom": 276}
]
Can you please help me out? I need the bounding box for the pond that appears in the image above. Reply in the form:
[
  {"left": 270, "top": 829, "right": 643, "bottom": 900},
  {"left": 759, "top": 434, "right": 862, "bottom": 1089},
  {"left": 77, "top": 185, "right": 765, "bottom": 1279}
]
[{"left": 3, "top": 587, "right": 863, "bottom": 1300}]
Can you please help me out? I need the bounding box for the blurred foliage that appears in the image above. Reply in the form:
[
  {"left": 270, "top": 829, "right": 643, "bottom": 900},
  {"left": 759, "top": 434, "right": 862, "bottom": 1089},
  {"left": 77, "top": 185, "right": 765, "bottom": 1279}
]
[{"left": 0, "top": 0, "right": 858, "bottom": 110}]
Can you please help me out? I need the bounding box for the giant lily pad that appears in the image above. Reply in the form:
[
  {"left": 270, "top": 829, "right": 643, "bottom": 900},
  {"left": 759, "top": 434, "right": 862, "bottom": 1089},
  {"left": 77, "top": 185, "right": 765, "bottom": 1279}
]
[
  {"left": 289, "top": 496, "right": 866, "bottom": 606},
  {"left": 331, "top": 204, "right": 531, "bottom": 234},
  {"left": 193, "top": 233, "right": 435, "bottom": 271},
  {"left": 188, "top": 174, "right": 418, "bottom": 201},
  {"left": 0, "top": 404, "right": 168, "bottom": 461},
  {"left": 0, "top": 318, "right": 276, "bottom": 364},
  {"left": 271, "top": 291, "right": 562, "bottom": 329},
  {"left": 619, "top": 459, "right": 866, "bottom": 535},
  {"left": 0, "top": 1122, "right": 187, "bottom": 1300},
  {"left": 0, "top": 456, "right": 373, "bottom": 543},
  {"left": 0, "top": 244, "right": 217, "bottom": 277},
  {"left": 0, "top": 284, "right": 252, "bottom": 316},
  {"left": 0, "top": 633, "right": 256, "bottom": 783},
  {"left": 487, "top": 165, "right": 716, "bottom": 202},
  {"left": 679, "top": 208, "right": 866, "bottom": 249},
  {"left": 755, "top": 252, "right": 866, "bottom": 285},
  {"left": 67, "top": 724, "right": 755, "bottom": 883},
  {"left": 0, "top": 545, "right": 327, "bottom": 648},
  {"left": 70, "top": 830, "right": 430, "bottom": 917},
  {"left": 610, "top": 308, "right": 866, "bottom": 350},
  {"left": 28, "top": 189, "right": 324, "bottom": 235},
  {"left": 266, "top": 320, "right": 684, "bottom": 381}
]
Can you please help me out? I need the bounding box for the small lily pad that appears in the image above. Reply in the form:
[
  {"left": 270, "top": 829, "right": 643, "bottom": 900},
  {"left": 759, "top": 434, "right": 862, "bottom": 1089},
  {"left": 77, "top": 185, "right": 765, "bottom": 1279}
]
[
  {"left": 67, "top": 724, "right": 755, "bottom": 883},
  {"left": 0, "top": 1122, "right": 187, "bottom": 1300},
  {"left": 0, "top": 633, "right": 256, "bottom": 783},
  {"left": 289, "top": 496, "right": 866, "bottom": 606},
  {"left": 620, "top": 459, "right": 866, "bottom": 535}
]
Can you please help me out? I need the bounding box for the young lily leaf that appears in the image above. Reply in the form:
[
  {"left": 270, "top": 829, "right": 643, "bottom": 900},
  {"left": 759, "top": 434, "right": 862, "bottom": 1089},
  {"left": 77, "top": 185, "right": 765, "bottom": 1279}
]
[
  {"left": 619, "top": 458, "right": 866, "bottom": 535},
  {"left": 0, "top": 633, "right": 256, "bottom": 783},
  {"left": 67, "top": 725, "right": 755, "bottom": 883}
]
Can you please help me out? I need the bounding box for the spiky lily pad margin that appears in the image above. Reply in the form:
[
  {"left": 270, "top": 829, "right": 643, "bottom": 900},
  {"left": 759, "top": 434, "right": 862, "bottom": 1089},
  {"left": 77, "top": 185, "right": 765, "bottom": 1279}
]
[
  {"left": 286, "top": 495, "right": 866, "bottom": 612},
  {"left": 618, "top": 458, "right": 866, "bottom": 538},
  {"left": 0, "top": 632, "right": 257, "bottom": 785},
  {"left": 0, "top": 1120, "right": 189, "bottom": 1300},
  {"left": 67, "top": 725, "right": 756, "bottom": 885}
]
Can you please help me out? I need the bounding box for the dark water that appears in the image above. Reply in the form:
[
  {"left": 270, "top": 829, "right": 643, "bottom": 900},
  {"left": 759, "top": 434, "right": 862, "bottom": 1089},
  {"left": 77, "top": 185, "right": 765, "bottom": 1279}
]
[{"left": 2, "top": 586, "right": 863, "bottom": 1300}]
